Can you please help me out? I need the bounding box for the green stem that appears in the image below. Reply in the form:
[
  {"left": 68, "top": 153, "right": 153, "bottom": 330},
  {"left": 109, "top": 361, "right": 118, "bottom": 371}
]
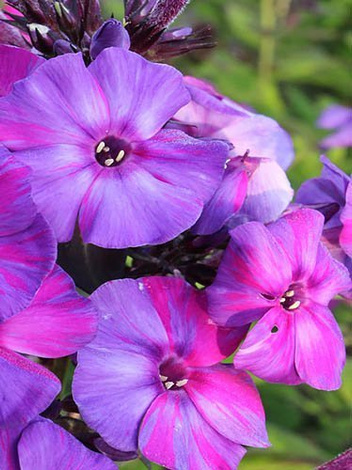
[{"left": 259, "top": 0, "right": 277, "bottom": 83}]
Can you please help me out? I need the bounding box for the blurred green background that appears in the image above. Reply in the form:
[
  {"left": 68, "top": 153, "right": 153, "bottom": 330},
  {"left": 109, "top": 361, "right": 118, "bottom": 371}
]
[{"left": 103, "top": 1, "right": 351, "bottom": 469}]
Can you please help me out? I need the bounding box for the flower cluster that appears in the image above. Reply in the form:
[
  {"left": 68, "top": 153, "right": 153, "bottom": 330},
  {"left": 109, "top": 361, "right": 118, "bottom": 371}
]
[{"left": 0, "top": 1, "right": 351, "bottom": 469}]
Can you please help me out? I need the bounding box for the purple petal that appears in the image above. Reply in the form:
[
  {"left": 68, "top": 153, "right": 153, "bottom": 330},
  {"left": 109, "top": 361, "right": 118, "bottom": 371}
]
[
  {"left": 0, "top": 421, "right": 21, "bottom": 470},
  {"left": 186, "top": 364, "right": 270, "bottom": 447},
  {"left": 73, "top": 349, "right": 163, "bottom": 452},
  {"left": 320, "top": 121, "right": 352, "bottom": 149},
  {"left": 193, "top": 165, "right": 248, "bottom": 235},
  {"left": 89, "top": 47, "right": 190, "bottom": 141},
  {"left": 0, "top": 153, "right": 36, "bottom": 237},
  {"left": 141, "top": 277, "right": 246, "bottom": 367},
  {"left": 0, "top": 45, "right": 43, "bottom": 97},
  {"left": 207, "top": 222, "right": 291, "bottom": 327},
  {"left": 305, "top": 244, "right": 351, "bottom": 304},
  {"left": 18, "top": 420, "right": 116, "bottom": 469},
  {"left": 239, "top": 158, "right": 293, "bottom": 223},
  {"left": 295, "top": 303, "right": 345, "bottom": 390},
  {"left": 0, "top": 53, "right": 109, "bottom": 150},
  {"left": 0, "top": 213, "right": 56, "bottom": 321},
  {"left": 15, "top": 145, "right": 99, "bottom": 242},
  {"left": 317, "top": 104, "right": 352, "bottom": 129},
  {"left": 79, "top": 130, "right": 227, "bottom": 248},
  {"left": 234, "top": 307, "right": 301, "bottom": 385},
  {"left": 268, "top": 208, "right": 324, "bottom": 280},
  {"left": 0, "top": 348, "right": 60, "bottom": 427},
  {"left": 139, "top": 389, "right": 247, "bottom": 470},
  {"left": 341, "top": 182, "right": 352, "bottom": 258},
  {"left": 90, "top": 19, "right": 131, "bottom": 59},
  {"left": 0, "top": 265, "right": 98, "bottom": 357}
]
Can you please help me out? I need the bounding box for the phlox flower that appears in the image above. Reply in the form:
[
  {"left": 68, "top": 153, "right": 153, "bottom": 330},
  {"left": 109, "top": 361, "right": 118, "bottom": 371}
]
[
  {"left": 317, "top": 104, "right": 352, "bottom": 149},
  {"left": 174, "top": 77, "right": 294, "bottom": 234},
  {"left": 73, "top": 277, "right": 269, "bottom": 470},
  {"left": 207, "top": 208, "right": 351, "bottom": 390},
  {"left": 0, "top": 47, "right": 228, "bottom": 248},
  {"left": 296, "top": 156, "right": 351, "bottom": 293}
]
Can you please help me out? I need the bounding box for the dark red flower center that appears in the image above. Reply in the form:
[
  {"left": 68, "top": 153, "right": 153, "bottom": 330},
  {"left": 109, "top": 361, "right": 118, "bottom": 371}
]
[
  {"left": 280, "top": 288, "right": 301, "bottom": 311},
  {"left": 95, "top": 136, "right": 131, "bottom": 167},
  {"left": 159, "top": 356, "right": 189, "bottom": 391}
]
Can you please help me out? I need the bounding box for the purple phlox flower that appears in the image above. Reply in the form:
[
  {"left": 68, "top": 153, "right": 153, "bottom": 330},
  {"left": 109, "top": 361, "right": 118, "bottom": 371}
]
[
  {"left": 73, "top": 277, "right": 269, "bottom": 470},
  {"left": 16, "top": 418, "right": 116, "bottom": 469},
  {"left": 172, "top": 76, "right": 294, "bottom": 234},
  {"left": 0, "top": 348, "right": 60, "bottom": 468},
  {"left": 124, "top": 0, "right": 214, "bottom": 60},
  {"left": 317, "top": 104, "right": 352, "bottom": 149},
  {"left": 90, "top": 19, "right": 130, "bottom": 59},
  {"left": 207, "top": 208, "right": 351, "bottom": 390},
  {"left": 296, "top": 156, "right": 352, "bottom": 295},
  {"left": 0, "top": 47, "right": 228, "bottom": 248},
  {"left": 0, "top": 44, "right": 43, "bottom": 97},
  {"left": 193, "top": 152, "right": 294, "bottom": 235}
]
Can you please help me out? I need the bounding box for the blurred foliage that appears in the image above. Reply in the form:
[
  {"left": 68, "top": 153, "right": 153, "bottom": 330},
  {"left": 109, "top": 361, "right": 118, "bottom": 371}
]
[{"left": 94, "top": 0, "right": 352, "bottom": 468}]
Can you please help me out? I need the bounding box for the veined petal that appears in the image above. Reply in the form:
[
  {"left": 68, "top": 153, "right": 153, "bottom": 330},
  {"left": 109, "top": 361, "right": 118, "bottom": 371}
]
[
  {"left": 89, "top": 47, "right": 190, "bottom": 141},
  {"left": 18, "top": 420, "right": 116, "bottom": 470},
  {"left": 295, "top": 303, "right": 345, "bottom": 390},
  {"left": 0, "top": 265, "right": 98, "bottom": 357},
  {"left": 234, "top": 306, "right": 301, "bottom": 385},
  {"left": 340, "top": 181, "right": 352, "bottom": 258},
  {"left": 186, "top": 364, "right": 270, "bottom": 447},
  {"left": 139, "top": 389, "right": 247, "bottom": 470}
]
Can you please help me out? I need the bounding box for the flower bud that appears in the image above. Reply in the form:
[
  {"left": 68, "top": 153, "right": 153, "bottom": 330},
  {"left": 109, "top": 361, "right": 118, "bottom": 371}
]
[{"left": 90, "top": 19, "right": 130, "bottom": 60}]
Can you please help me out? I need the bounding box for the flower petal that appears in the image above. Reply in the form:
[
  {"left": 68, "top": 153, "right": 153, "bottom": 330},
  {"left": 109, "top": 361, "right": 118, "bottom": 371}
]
[
  {"left": 89, "top": 47, "right": 190, "bottom": 141},
  {"left": 139, "top": 389, "right": 247, "bottom": 470},
  {"left": 0, "top": 52, "right": 109, "bottom": 149},
  {"left": 18, "top": 420, "right": 116, "bottom": 470},
  {"left": 0, "top": 213, "right": 56, "bottom": 321},
  {"left": 268, "top": 208, "right": 324, "bottom": 280},
  {"left": 0, "top": 265, "right": 98, "bottom": 357},
  {"left": 295, "top": 303, "right": 345, "bottom": 390},
  {"left": 208, "top": 222, "right": 291, "bottom": 327},
  {"left": 340, "top": 181, "right": 352, "bottom": 258},
  {"left": 0, "top": 348, "right": 60, "bottom": 427},
  {"left": 186, "top": 364, "right": 270, "bottom": 447},
  {"left": 234, "top": 306, "right": 301, "bottom": 385},
  {"left": 141, "top": 277, "right": 246, "bottom": 367}
]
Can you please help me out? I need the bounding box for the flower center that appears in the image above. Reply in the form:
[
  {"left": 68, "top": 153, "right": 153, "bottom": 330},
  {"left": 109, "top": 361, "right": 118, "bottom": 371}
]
[
  {"left": 280, "top": 289, "right": 301, "bottom": 311},
  {"left": 159, "top": 356, "right": 189, "bottom": 391},
  {"left": 95, "top": 136, "right": 131, "bottom": 168}
]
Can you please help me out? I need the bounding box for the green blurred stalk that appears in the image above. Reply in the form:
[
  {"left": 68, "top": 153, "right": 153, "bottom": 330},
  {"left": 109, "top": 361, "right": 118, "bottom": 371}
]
[{"left": 259, "top": 0, "right": 276, "bottom": 83}]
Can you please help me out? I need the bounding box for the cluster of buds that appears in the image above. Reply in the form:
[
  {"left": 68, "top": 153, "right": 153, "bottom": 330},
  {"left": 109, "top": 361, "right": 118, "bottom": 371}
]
[{"left": 0, "top": 0, "right": 215, "bottom": 61}]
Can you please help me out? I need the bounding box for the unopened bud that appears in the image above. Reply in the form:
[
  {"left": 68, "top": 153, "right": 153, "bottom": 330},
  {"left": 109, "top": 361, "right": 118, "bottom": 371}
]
[{"left": 90, "top": 19, "right": 130, "bottom": 60}]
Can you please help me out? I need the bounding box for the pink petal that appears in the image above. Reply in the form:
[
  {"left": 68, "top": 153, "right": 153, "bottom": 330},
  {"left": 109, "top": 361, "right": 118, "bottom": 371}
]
[
  {"left": 89, "top": 47, "right": 190, "bottom": 141},
  {"left": 142, "top": 276, "right": 246, "bottom": 367},
  {"left": 234, "top": 306, "right": 301, "bottom": 385},
  {"left": 0, "top": 45, "right": 43, "bottom": 97},
  {"left": 186, "top": 364, "right": 270, "bottom": 447},
  {"left": 295, "top": 303, "right": 345, "bottom": 390},
  {"left": 0, "top": 265, "right": 98, "bottom": 357},
  {"left": 268, "top": 208, "right": 324, "bottom": 280},
  {"left": 18, "top": 420, "right": 116, "bottom": 470},
  {"left": 340, "top": 181, "right": 352, "bottom": 258},
  {"left": 139, "top": 389, "right": 247, "bottom": 470}
]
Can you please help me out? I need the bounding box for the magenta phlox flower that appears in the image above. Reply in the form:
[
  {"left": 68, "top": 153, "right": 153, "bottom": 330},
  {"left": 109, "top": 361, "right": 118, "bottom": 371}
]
[
  {"left": 0, "top": 147, "right": 55, "bottom": 317},
  {"left": 0, "top": 348, "right": 60, "bottom": 468},
  {"left": 73, "top": 277, "right": 269, "bottom": 470},
  {"left": 17, "top": 418, "right": 116, "bottom": 469},
  {"left": 0, "top": 45, "right": 43, "bottom": 97},
  {"left": 296, "top": 156, "right": 352, "bottom": 294},
  {"left": 0, "top": 48, "right": 229, "bottom": 248},
  {"left": 207, "top": 208, "right": 351, "bottom": 390},
  {"left": 317, "top": 104, "right": 352, "bottom": 149}
]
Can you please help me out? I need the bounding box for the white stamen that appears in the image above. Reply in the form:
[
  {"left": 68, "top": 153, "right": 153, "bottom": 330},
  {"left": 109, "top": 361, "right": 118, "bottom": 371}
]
[
  {"left": 159, "top": 375, "right": 168, "bottom": 382},
  {"left": 28, "top": 23, "right": 50, "bottom": 34},
  {"left": 115, "top": 150, "right": 125, "bottom": 163},
  {"left": 165, "top": 381, "right": 174, "bottom": 390},
  {"left": 288, "top": 300, "right": 301, "bottom": 310},
  {"left": 96, "top": 141, "right": 105, "bottom": 153},
  {"left": 176, "top": 379, "right": 188, "bottom": 388},
  {"left": 285, "top": 290, "right": 295, "bottom": 297},
  {"left": 104, "top": 158, "right": 114, "bottom": 167},
  {"left": 280, "top": 297, "right": 286, "bottom": 303},
  {"left": 103, "top": 146, "right": 110, "bottom": 152}
]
